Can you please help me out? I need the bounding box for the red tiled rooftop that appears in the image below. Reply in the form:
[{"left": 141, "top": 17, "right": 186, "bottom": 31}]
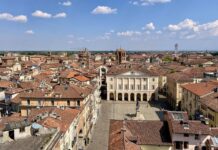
[
  {"left": 181, "top": 81, "right": 218, "bottom": 97},
  {"left": 74, "top": 75, "right": 90, "bottom": 82}
]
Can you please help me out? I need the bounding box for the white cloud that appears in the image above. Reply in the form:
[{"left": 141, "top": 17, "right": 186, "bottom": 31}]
[
  {"left": 60, "top": 1, "right": 72, "bottom": 6},
  {"left": 25, "top": 30, "right": 34, "bottom": 35},
  {"left": 167, "top": 19, "right": 218, "bottom": 39},
  {"left": 32, "top": 10, "right": 67, "bottom": 19},
  {"left": 32, "top": 10, "right": 52, "bottom": 18},
  {"left": 168, "top": 24, "right": 181, "bottom": 31},
  {"left": 198, "top": 20, "right": 218, "bottom": 36},
  {"left": 99, "top": 35, "right": 111, "bottom": 40},
  {"left": 185, "top": 34, "right": 196, "bottom": 39},
  {"left": 156, "top": 30, "right": 162, "bottom": 34},
  {"left": 130, "top": 0, "right": 172, "bottom": 6},
  {"left": 92, "top": 6, "right": 117, "bottom": 14},
  {"left": 99, "top": 30, "right": 115, "bottom": 40},
  {"left": 143, "top": 22, "right": 155, "bottom": 30},
  {"left": 0, "top": 13, "right": 27, "bottom": 23},
  {"left": 117, "top": 30, "right": 141, "bottom": 37},
  {"left": 53, "top": 12, "right": 67, "bottom": 18},
  {"left": 168, "top": 19, "right": 198, "bottom": 32},
  {"left": 129, "top": 1, "right": 139, "bottom": 5},
  {"left": 145, "top": 31, "right": 151, "bottom": 34}
]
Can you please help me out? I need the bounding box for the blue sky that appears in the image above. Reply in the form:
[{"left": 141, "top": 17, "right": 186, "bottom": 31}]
[{"left": 0, "top": 0, "right": 218, "bottom": 50}]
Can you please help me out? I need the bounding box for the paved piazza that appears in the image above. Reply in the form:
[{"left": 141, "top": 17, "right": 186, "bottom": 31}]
[{"left": 86, "top": 100, "right": 166, "bottom": 150}]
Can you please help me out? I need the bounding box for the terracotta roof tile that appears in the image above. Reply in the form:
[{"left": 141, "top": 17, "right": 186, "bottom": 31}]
[
  {"left": 74, "top": 75, "right": 90, "bottom": 82},
  {"left": 200, "top": 92, "right": 218, "bottom": 112},
  {"left": 181, "top": 81, "right": 218, "bottom": 96},
  {"left": 109, "top": 120, "right": 172, "bottom": 150},
  {"left": 28, "top": 107, "right": 80, "bottom": 133}
]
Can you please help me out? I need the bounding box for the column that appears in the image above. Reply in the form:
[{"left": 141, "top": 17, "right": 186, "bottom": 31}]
[
  {"left": 116, "top": 78, "right": 118, "bottom": 91},
  {"left": 141, "top": 93, "right": 143, "bottom": 102},
  {"left": 147, "top": 78, "right": 149, "bottom": 91},
  {"left": 107, "top": 92, "right": 110, "bottom": 101},
  {"left": 122, "top": 93, "right": 125, "bottom": 101},
  {"left": 121, "top": 78, "right": 123, "bottom": 91},
  {"left": 128, "top": 78, "right": 130, "bottom": 91},
  {"left": 140, "top": 78, "right": 143, "bottom": 91}
]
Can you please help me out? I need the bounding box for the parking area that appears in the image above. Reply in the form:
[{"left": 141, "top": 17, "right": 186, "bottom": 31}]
[{"left": 86, "top": 99, "right": 167, "bottom": 150}]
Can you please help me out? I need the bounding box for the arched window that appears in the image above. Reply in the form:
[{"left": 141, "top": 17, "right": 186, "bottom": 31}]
[
  {"left": 143, "top": 93, "right": 147, "bottom": 101},
  {"left": 124, "top": 93, "right": 128, "bottom": 101},
  {"left": 118, "top": 93, "right": 122, "bottom": 101},
  {"left": 130, "top": 93, "right": 135, "bottom": 101},
  {"left": 137, "top": 93, "right": 141, "bottom": 101},
  {"left": 110, "top": 93, "right": 114, "bottom": 100}
]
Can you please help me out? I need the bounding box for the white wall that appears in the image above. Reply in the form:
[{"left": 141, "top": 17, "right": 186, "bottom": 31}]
[
  {"left": 14, "top": 126, "right": 31, "bottom": 140},
  {"left": 172, "top": 133, "right": 210, "bottom": 149}
]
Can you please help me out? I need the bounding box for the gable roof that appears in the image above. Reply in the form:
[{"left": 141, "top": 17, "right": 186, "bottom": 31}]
[
  {"left": 181, "top": 81, "right": 218, "bottom": 97},
  {"left": 109, "top": 120, "right": 172, "bottom": 150}
]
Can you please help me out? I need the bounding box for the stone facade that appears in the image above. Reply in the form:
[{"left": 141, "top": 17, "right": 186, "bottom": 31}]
[{"left": 106, "top": 71, "right": 158, "bottom": 101}]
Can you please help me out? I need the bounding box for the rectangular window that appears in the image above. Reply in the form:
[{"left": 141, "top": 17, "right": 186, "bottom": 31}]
[
  {"left": 152, "top": 78, "right": 155, "bottom": 82},
  {"left": 110, "top": 84, "right": 113, "bottom": 90},
  {"left": 20, "top": 127, "right": 25, "bottom": 133},
  {"left": 175, "top": 142, "right": 182, "bottom": 149},
  {"left": 184, "top": 133, "right": 189, "bottom": 137},
  {"left": 184, "top": 142, "right": 189, "bottom": 149},
  {"left": 125, "top": 85, "right": 128, "bottom": 90},
  {"left": 131, "top": 85, "right": 134, "bottom": 90},
  {"left": 144, "top": 85, "right": 147, "bottom": 90},
  {"left": 51, "top": 100, "right": 54, "bottom": 106},
  {"left": 152, "top": 85, "right": 155, "bottom": 90},
  {"left": 67, "top": 100, "right": 70, "bottom": 106},
  {"left": 119, "top": 84, "right": 122, "bottom": 90},
  {"left": 195, "top": 134, "right": 199, "bottom": 140},
  {"left": 27, "top": 99, "right": 30, "bottom": 105},
  {"left": 137, "top": 85, "right": 141, "bottom": 90},
  {"left": 77, "top": 100, "right": 80, "bottom": 107}
]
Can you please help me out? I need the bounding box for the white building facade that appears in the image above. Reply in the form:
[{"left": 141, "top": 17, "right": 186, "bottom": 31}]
[{"left": 106, "top": 70, "right": 159, "bottom": 101}]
